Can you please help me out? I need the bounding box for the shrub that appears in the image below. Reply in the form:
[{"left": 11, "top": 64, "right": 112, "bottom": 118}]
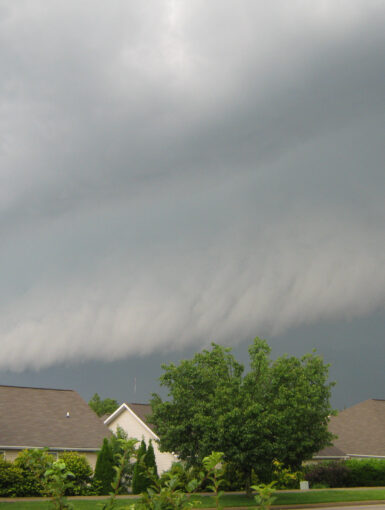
[
  {"left": 146, "top": 440, "right": 158, "bottom": 479},
  {"left": 109, "top": 427, "right": 135, "bottom": 493},
  {"left": 344, "top": 459, "right": 385, "bottom": 487},
  {"left": 304, "top": 461, "right": 350, "bottom": 488},
  {"left": 272, "top": 460, "right": 302, "bottom": 489},
  {"left": 160, "top": 462, "right": 207, "bottom": 491},
  {"left": 94, "top": 438, "right": 115, "bottom": 495},
  {"left": 221, "top": 462, "right": 248, "bottom": 491},
  {"left": 131, "top": 440, "right": 148, "bottom": 494},
  {"left": 304, "top": 459, "right": 385, "bottom": 488},
  {"left": 44, "top": 461, "right": 74, "bottom": 510},
  {"left": 0, "top": 458, "right": 25, "bottom": 497},
  {"left": 14, "top": 448, "right": 54, "bottom": 496},
  {"left": 58, "top": 452, "right": 93, "bottom": 495}
]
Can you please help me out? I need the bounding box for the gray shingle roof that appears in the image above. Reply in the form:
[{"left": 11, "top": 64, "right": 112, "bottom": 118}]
[
  {"left": 316, "top": 399, "right": 385, "bottom": 458},
  {"left": 128, "top": 403, "right": 153, "bottom": 429},
  {"left": 0, "top": 385, "right": 110, "bottom": 450}
]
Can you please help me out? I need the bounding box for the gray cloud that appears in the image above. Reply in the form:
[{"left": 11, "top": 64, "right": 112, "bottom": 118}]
[{"left": 1, "top": 0, "right": 385, "bottom": 370}]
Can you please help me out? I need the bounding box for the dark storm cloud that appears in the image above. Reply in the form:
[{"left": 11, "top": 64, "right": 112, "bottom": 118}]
[{"left": 1, "top": 0, "right": 385, "bottom": 369}]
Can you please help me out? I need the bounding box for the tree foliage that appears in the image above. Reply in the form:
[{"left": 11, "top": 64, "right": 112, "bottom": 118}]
[
  {"left": 150, "top": 337, "right": 335, "bottom": 492},
  {"left": 88, "top": 393, "right": 119, "bottom": 417}
]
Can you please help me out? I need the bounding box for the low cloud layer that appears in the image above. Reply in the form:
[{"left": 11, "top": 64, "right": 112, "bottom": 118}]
[{"left": 1, "top": 1, "right": 385, "bottom": 370}]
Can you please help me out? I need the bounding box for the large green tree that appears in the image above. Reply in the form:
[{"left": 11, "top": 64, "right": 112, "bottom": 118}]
[
  {"left": 88, "top": 393, "right": 119, "bottom": 417},
  {"left": 150, "top": 338, "right": 335, "bottom": 493}
]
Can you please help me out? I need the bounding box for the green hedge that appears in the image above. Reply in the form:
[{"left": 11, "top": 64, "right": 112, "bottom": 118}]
[
  {"left": 304, "top": 459, "right": 385, "bottom": 488},
  {"left": 345, "top": 459, "right": 385, "bottom": 487}
]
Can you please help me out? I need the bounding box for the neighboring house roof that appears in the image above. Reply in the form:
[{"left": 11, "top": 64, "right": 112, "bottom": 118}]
[
  {"left": 315, "top": 399, "right": 385, "bottom": 459},
  {"left": 0, "top": 385, "right": 110, "bottom": 451},
  {"left": 128, "top": 403, "right": 153, "bottom": 428}
]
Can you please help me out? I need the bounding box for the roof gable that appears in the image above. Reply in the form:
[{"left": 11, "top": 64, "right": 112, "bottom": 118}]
[
  {"left": 0, "top": 385, "right": 110, "bottom": 450},
  {"left": 105, "top": 402, "right": 157, "bottom": 438}
]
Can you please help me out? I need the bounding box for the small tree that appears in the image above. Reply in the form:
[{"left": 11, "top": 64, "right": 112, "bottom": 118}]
[
  {"left": 99, "top": 438, "right": 138, "bottom": 510},
  {"left": 145, "top": 440, "right": 158, "bottom": 479},
  {"left": 131, "top": 440, "right": 148, "bottom": 494},
  {"left": 203, "top": 452, "right": 226, "bottom": 510},
  {"left": 94, "top": 438, "right": 115, "bottom": 495},
  {"left": 44, "top": 461, "right": 74, "bottom": 510}
]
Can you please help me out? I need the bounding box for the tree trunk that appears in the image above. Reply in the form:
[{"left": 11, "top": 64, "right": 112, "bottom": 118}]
[{"left": 245, "top": 469, "right": 252, "bottom": 496}]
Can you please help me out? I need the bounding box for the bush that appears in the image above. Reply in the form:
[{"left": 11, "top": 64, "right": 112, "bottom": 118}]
[
  {"left": 304, "top": 461, "right": 350, "bottom": 488},
  {"left": 0, "top": 458, "right": 25, "bottom": 497},
  {"left": 58, "top": 452, "right": 93, "bottom": 495},
  {"left": 345, "top": 459, "right": 385, "bottom": 487},
  {"left": 109, "top": 427, "right": 135, "bottom": 494},
  {"left": 146, "top": 440, "right": 158, "bottom": 479},
  {"left": 304, "top": 459, "right": 385, "bottom": 488},
  {"left": 160, "top": 462, "right": 207, "bottom": 491},
  {"left": 272, "top": 460, "right": 302, "bottom": 489},
  {"left": 14, "top": 449, "right": 54, "bottom": 496},
  {"left": 221, "top": 462, "right": 253, "bottom": 491},
  {"left": 93, "top": 438, "right": 115, "bottom": 495},
  {"left": 132, "top": 440, "right": 148, "bottom": 494}
]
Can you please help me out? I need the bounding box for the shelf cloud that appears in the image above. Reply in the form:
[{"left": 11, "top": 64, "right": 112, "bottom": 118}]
[{"left": 1, "top": 0, "right": 385, "bottom": 370}]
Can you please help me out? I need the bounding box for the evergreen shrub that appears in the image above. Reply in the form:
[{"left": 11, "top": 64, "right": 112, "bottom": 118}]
[
  {"left": 93, "top": 438, "right": 115, "bottom": 495},
  {"left": 146, "top": 440, "right": 158, "bottom": 479},
  {"left": 132, "top": 440, "right": 148, "bottom": 494}
]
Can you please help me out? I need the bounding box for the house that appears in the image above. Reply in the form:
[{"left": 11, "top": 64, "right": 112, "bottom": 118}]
[
  {"left": 315, "top": 398, "right": 385, "bottom": 460},
  {"left": 0, "top": 385, "right": 110, "bottom": 468},
  {"left": 104, "top": 403, "right": 178, "bottom": 473}
]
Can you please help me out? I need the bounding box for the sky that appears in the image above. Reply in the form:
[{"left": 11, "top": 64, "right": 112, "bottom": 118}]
[{"left": 1, "top": 1, "right": 384, "bottom": 410}]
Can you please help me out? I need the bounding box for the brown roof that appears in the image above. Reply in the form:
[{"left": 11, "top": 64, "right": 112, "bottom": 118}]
[
  {"left": 315, "top": 445, "right": 346, "bottom": 458},
  {"left": 316, "top": 399, "right": 385, "bottom": 458},
  {"left": 0, "top": 385, "right": 111, "bottom": 450},
  {"left": 128, "top": 403, "right": 153, "bottom": 429}
]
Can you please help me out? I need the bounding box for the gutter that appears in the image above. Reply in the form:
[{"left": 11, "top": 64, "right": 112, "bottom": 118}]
[{"left": 0, "top": 445, "right": 100, "bottom": 452}]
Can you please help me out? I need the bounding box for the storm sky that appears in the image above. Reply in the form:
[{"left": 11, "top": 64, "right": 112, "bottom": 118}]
[{"left": 1, "top": 1, "right": 384, "bottom": 408}]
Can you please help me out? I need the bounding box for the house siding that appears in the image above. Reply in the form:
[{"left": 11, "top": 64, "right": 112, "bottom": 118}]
[{"left": 107, "top": 407, "right": 177, "bottom": 474}]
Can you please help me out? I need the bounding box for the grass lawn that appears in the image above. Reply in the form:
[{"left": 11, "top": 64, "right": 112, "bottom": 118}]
[
  {"left": 0, "top": 489, "right": 385, "bottom": 509},
  {"left": 195, "top": 488, "right": 385, "bottom": 507}
]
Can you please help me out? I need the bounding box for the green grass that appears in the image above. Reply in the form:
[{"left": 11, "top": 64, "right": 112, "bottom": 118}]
[
  {"left": 0, "top": 502, "right": 133, "bottom": 510},
  {"left": 1, "top": 489, "right": 385, "bottom": 509},
  {"left": 193, "top": 488, "right": 385, "bottom": 507}
]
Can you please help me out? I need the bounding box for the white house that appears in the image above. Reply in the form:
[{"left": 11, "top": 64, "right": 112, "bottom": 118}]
[{"left": 104, "top": 403, "right": 178, "bottom": 473}]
